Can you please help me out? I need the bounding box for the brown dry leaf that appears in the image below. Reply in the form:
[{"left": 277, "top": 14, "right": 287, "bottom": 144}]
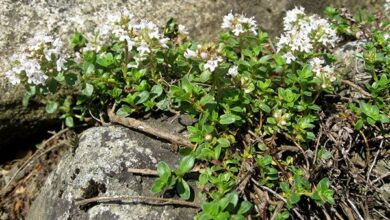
[
  {"left": 15, "top": 186, "right": 26, "bottom": 195},
  {"left": 13, "top": 199, "right": 23, "bottom": 214}
]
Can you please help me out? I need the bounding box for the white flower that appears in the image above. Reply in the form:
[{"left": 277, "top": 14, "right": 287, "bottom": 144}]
[
  {"left": 227, "top": 65, "right": 238, "bottom": 77},
  {"left": 283, "top": 52, "right": 296, "bottom": 64},
  {"left": 44, "top": 38, "right": 65, "bottom": 60},
  {"left": 222, "top": 12, "right": 257, "bottom": 36},
  {"left": 56, "top": 56, "right": 67, "bottom": 71},
  {"left": 204, "top": 56, "right": 223, "bottom": 72},
  {"left": 277, "top": 7, "right": 339, "bottom": 58},
  {"left": 309, "top": 57, "right": 337, "bottom": 88},
  {"left": 184, "top": 49, "right": 197, "bottom": 58},
  {"left": 113, "top": 28, "right": 129, "bottom": 42},
  {"left": 283, "top": 6, "right": 306, "bottom": 31},
  {"left": 27, "top": 33, "right": 54, "bottom": 51},
  {"left": 137, "top": 41, "right": 150, "bottom": 55},
  {"left": 83, "top": 43, "right": 100, "bottom": 52},
  {"left": 232, "top": 24, "right": 245, "bottom": 36},
  {"left": 127, "top": 39, "right": 136, "bottom": 51},
  {"left": 159, "top": 38, "right": 169, "bottom": 48},
  {"left": 222, "top": 12, "right": 235, "bottom": 29},
  {"left": 23, "top": 59, "right": 47, "bottom": 85}
]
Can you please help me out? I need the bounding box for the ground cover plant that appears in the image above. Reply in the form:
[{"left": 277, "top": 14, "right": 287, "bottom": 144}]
[{"left": 3, "top": 5, "right": 390, "bottom": 219}]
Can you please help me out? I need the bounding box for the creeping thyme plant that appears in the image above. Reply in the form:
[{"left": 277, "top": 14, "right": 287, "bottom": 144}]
[{"left": 4, "top": 6, "right": 390, "bottom": 219}]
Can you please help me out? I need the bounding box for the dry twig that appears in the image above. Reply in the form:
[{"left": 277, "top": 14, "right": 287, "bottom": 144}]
[
  {"left": 108, "top": 105, "right": 195, "bottom": 149},
  {"left": 75, "top": 195, "right": 200, "bottom": 208},
  {"left": 371, "top": 171, "right": 390, "bottom": 185},
  {"left": 366, "top": 139, "right": 384, "bottom": 186},
  {"left": 341, "top": 79, "right": 372, "bottom": 98},
  {"left": 127, "top": 168, "right": 158, "bottom": 176}
]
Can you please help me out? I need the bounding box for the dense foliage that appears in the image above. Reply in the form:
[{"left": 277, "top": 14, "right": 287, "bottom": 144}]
[{"left": 4, "top": 6, "right": 389, "bottom": 219}]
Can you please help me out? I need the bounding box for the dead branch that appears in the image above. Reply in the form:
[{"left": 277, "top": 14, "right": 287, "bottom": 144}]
[
  {"left": 341, "top": 79, "right": 372, "bottom": 98},
  {"left": 75, "top": 195, "right": 200, "bottom": 208},
  {"left": 108, "top": 105, "right": 195, "bottom": 149}
]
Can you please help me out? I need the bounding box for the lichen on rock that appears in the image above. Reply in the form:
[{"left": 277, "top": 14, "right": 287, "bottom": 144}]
[{"left": 26, "top": 125, "right": 197, "bottom": 220}]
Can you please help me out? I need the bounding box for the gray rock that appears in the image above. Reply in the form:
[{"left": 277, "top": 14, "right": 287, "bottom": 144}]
[
  {"left": 335, "top": 41, "right": 373, "bottom": 99},
  {"left": 26, "top": 125, "right": 197, "bottom": 220}
]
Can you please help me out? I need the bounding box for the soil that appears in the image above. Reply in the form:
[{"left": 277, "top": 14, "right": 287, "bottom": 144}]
[{"left": 0, "top": 128, "right": 78, "bottom": 220}]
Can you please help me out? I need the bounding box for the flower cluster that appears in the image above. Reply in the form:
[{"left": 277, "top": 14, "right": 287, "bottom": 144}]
[
  {"left": 5, "top": 34, "right": 67, "bottom": 85},
  {"left": 309, "top": 57, "right": 337, "bottom": 89},
  {"left": 221, "top": 12, "right": 257, "bottom": 36},
  {"left": 85, "top": 9, "right": 170, "bottom": 60},
  {"left": 277, "top": 7, "right": 339, "bottom": 63},
  {"left": 184, "top": 44, "right": 223, "bottom": 72}
]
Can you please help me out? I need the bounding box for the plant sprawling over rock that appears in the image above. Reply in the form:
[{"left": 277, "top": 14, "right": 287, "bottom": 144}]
[{"left": 3, "top": 5, "right": 390, "bottom": 219}]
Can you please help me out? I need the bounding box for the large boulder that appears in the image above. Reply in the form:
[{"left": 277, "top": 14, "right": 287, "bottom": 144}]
[
  {"left": 0, "top": 0, "right": 385, "bottom": 72},
  {"left": 26, "top": 122, "right": 198, "bottom": 220}
]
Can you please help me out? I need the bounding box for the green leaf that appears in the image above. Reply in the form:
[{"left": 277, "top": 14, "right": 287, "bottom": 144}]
[
  {"left": 22, "top": 94, "right": 32, "bottom": 107},
  {"left": 65, "top": 73, "right": 78, "bottom": 86},
  {"left": 45, "top": 101, "right": 58, "bottom": 114},
  {"left": 367, "top": 117, "right": 376, "bottom": 125},
  {"left": 177, "top": 155, "right": 195, "bottom": 175},
  {"left": 157, "top": 161, "right": 171, "bottom": 177},
  {"left": 82, "top": 83, "right": 94, "bottom": 97},
  {"left": 202, "top": 202, "right": 220, "bottom": 216},
  {"left": 217, "top": 138, "right": 230, "bottom": 148},
  {"left": 257, "top": 155, "right": 272, "bottom": 167},
  {"left": 287, "top": 192, "right": 301, "bottom": 206},
  {"left": 198, "top": 94, "right": 216, "bottom": 106},
  {"left": 259, "top": 103, "right": 271, "bottom": 113},
  {"left": 298, "top": 64, "right": 313, "bottom": 79},
  {"left": 176, "top": 179, "right": 191, "bottom": 200},
  {"left": 70, "top": 32, "right": 86, "bottom": 47},
  {"left": 96, "top": 52, "right": 115, "bottom": 67},
  {"left": 219, "top": 114, "right": 240, "bottom": 125},
  {"left": 237, "top": 201, "right": 252, "bottom": 215},
  {"left": 151, "top": 84, "right": 163, "bottom": 97},
  {"left": 318, "top": 148, "right": 332, "bottom": 160},
  {"left": 317, "top": 178, "right": 330, "bottom": 192},
  {"left": 275, "top": 211, "right": 290, "bottom": 220},
  {"left": 151, "top": 178, "right": 167, "bottom": 193},
  {"left": 116, "top": 105, "right": 133, "bottom": 117},
  {"left": 199, "top": 71, "right": 212, "bottom": 82},
  {"left": 65, "top": 116, "right": 74, "bottom": 127},
  {"left": 280, "top": 182, "right": 290, "bottom": 193},
  {"left": 136, "top": 91, "right": 150, "bottom": 104}
]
